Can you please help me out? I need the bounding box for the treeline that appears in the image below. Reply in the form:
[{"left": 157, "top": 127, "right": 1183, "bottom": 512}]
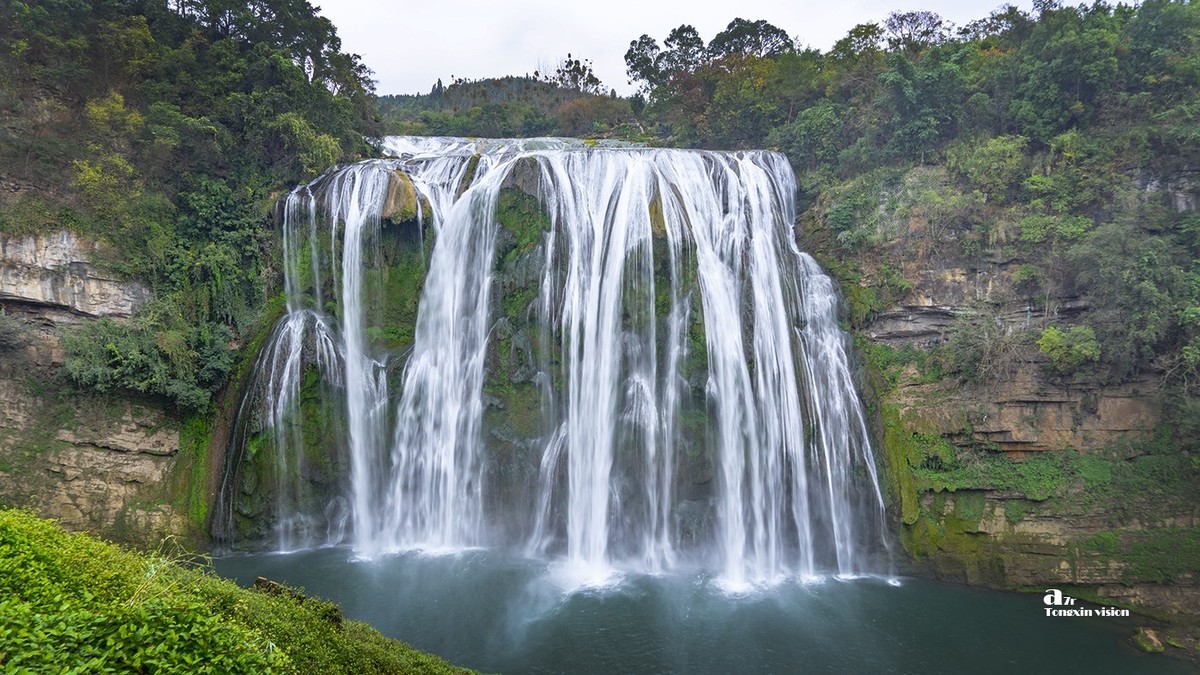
[
  {"left": 379, "top": 58, "right": 641, "bottom": 139},
  {"left": 0, "top": 0, "right": 378, "bottom": 408},
  {"left": 627, "top": 5, "right": 1196, "bottom": 163}
]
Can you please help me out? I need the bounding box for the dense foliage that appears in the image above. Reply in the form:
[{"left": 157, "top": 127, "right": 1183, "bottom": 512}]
[
  {"left": 0, "top": 509, "right": 468, "bottom": 673},
  {"left": 618, "top": 4, "right": 1200, "bottom": 399},
  {"left": 0, "top": 0, "right": 379, "bottom": 408}
]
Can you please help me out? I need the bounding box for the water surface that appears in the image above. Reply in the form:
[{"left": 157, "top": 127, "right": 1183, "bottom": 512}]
[{"left": 214, "top": 548, "right": 1190, "bottom": 674}]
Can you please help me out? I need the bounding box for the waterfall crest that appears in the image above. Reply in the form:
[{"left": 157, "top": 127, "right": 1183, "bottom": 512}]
[{"left": 218, "top": 137, "right": 888, "bottom": 584}]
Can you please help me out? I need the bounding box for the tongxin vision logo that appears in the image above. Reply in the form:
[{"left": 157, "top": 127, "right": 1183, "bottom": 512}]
[{"left": 1043, "top": 589, "right": 1130, "bottom": 617}]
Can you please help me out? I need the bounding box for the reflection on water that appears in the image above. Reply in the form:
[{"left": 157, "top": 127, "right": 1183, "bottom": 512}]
[{"left": 213, "top": 548, "right": 1189, "bottom": 674}]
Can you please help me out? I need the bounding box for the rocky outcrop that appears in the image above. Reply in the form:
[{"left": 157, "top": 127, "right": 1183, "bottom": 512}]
[
  {"left": 0, "top": 331, "right": 187, "bottom": 545},
  {"left": 382, "top": 170, "right": 430, "bottom": 225},
  {"left": 0, "top": 231, "right": 149, "bottom": 320},
  {"left": 893, "top": 364, "right": 1159, "bottom": 453},
  {"left": 865, "top": 263, "right": 1088, "bottom": 346},
  {"left": 1141, "top": 171, "right": 1200, "bottom": 214},
  {"left": 0, "top": 231, "right": 186, "bottom": 546},
  {"left": 864, "top": 255, "right": 1160, "bottom": 453}
]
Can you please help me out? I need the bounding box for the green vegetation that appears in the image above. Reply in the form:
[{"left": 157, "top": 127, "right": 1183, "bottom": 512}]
[
  {"left": 1036, "top": 325, "right": 1101, "bottom": 374},
  {"left": 613, "top": 4, "right": 1200, "bottom": 397},
  {"left": 63, "top": 311, "right": 235, "bottom": 410},
  {"left": 0, "top": 0, "right": 378, "bottom": 409},
  {"left": 378, "top": 67, "right": 637, "bottom": 140},
  {"left": 882, "top": 403, "right": 1079, "bottom": 503},
  {"left": 496, "top": 187, "right": 552, "bottom": 259},
  {"left": 0, "top": 509, "right": 467, "bottom": 673},
  {"left": 1115, "top": 527, "right": 1200, "bottom": 584},
  {"left": 176, "top": 414, "right": 213, "bottom": 531},
  {"left": 880, "top": 387, "right": 1200, "bottom": 589}
]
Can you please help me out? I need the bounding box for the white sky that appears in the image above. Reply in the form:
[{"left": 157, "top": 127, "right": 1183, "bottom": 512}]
[{"left": 315, "top": 1, "right": 1036, "bottom": 96}]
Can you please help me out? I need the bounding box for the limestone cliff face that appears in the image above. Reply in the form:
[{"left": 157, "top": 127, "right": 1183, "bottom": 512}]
[
  {"left": 845, "top": 223, "right": 1199, "bottom": 617},
  {"left": 871, "top": 261, "right": 1161, "bottom": 454},
  {"left": 894, "top": 366, "right": 1160, "bottom": 454},
  {"left": 0, "top": 231, "right": 187, "bottom": 546},
  {"left": 0, "top": 231, "right": 149, "bottom": 320}
]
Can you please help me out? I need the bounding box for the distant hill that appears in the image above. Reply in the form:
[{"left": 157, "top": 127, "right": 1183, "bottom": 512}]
[{"left": 378, "top": 75, "right": 644, "bottom": 140}]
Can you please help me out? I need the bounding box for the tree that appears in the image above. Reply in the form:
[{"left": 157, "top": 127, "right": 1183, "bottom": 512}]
[
  {"left": 959, "top": 4, "right": 1034, "bottom": 47},
  {"left": 879, "top": 46, "right": 967, "bottom": 161},
  {"left": 1037, "top": 325, "right": 1101, "bottom": 373},
  {"left": 767, "top": 99, "right": 842, "bottom": 170},
  {"left": 708, "top": 18, "right": 794, "bottom": 59},
  {"left": 1008, "top": 3, "right": 1121, "bottom": 141},
  {"left": 829, "top": 22, "right": 884, "bottom": 63},
  {"left": 660, "top": 24, "right": 707, "bottom": 75},
  {"left": 542, "top": 53, "right": 604, "bottom": 95},
  {"left": 885, "top": 11, "right": 951, "bottom": 56},
  {"left": 625, "top": 34, "right": 662, "bottom": 92},
  {"left": 948, "top": 134, "right": 1028, "bottom": 203},
  {"left": 704, "top": 55, "right": 785, "bottom": 146},
  {"left": 1069, "top": 223, "right": 1193, "bottom": 379}
]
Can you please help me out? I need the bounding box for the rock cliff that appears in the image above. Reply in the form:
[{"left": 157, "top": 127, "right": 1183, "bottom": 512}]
[
  {"left": 0, "top": 231, "right": 188, "bottom": 546},
  {"left": 0, "top": 231, "right": 149, "bottom": 320},
  {"left": 826, "top": 169, "right": 1200, "bottom": 618}
]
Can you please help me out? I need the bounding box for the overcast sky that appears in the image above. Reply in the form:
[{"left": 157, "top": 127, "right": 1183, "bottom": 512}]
[{"left": 315, "top": 1, "right": 1036, "bottom": 96}]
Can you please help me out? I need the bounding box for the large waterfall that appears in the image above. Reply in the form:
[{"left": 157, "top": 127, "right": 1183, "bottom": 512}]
[{"left": 218, "top": 137, "right": 888, "bottom": 586}]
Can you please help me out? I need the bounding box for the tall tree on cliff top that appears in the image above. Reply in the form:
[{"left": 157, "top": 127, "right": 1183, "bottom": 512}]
[
  {"left": 543, "top": 53, "right": 605, "bottom": 95},
  {"left": 708, "top": 18, "right": 795, "bottom": 59},
  {"left": 884, "top": 10, "right": 951, "bottom": 56},
  {"left": 625, "top": 19, "right": 794, "bottom": 95}
]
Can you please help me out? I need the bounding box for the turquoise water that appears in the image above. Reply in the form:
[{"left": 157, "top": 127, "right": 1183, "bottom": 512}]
[{"left": 214, "top": 548, "right": 1192, "bottom": 674}]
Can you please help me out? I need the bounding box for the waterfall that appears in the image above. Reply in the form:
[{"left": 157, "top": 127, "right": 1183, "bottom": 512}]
[{"left": 217, "top": 137, "right": 887, "bottom": 584}]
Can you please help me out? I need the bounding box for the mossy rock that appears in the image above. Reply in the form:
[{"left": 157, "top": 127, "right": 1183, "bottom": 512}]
[
  {"left": 222, "top": 363, "right": 349, "bottom": 546},
  {"left": 1133, "top": 627, "right": 1166, "bottom": 654},
  {"left": 457, "top": 154, "right": 482, "bottom": 196},
  {"left": 494, "top": 187, "right": 551, "bottom": 266},
  {"left": 499, "top": 156, "right": 541, "bottom": 199},
  {"left": 382, "top": 169, "right": 435, "bottom": 227}
]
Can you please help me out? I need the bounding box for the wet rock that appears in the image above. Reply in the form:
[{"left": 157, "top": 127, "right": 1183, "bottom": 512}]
[{"left": 1132, "top": 627, "right": 1165, "bottom": 654}]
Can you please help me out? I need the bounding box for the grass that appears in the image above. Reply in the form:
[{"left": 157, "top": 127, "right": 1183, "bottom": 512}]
[{"left": 0, "top": 509, "right": 471, "bottom": 674}]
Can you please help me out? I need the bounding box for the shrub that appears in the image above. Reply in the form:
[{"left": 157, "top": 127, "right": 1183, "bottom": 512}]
[
  {"left": 1036, "top": 325, "right": 1101, "bottom": 374},
  {"left": 62, "top": 309, "right": 234, "bottom": 410},
  {"left": 0, "top": 509, "right": 469, "bottom": 674},
  {"left": 947, "top": 134, "right": 1028, "bottom": 204}
]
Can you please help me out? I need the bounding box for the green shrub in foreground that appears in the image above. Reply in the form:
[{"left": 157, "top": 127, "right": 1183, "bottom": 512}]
[{"left": 0, "top": 509, "right": 469, "bottom": 674}]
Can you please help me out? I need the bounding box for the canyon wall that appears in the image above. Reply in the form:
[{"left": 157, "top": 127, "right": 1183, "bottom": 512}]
[{"left": 0, "top": 232, "right": 193, "bottom": 546}]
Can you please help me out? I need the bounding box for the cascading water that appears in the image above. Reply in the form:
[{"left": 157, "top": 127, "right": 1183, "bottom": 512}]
[{"left": 217, "top": 136, "right": 888, "bottom": 585}]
